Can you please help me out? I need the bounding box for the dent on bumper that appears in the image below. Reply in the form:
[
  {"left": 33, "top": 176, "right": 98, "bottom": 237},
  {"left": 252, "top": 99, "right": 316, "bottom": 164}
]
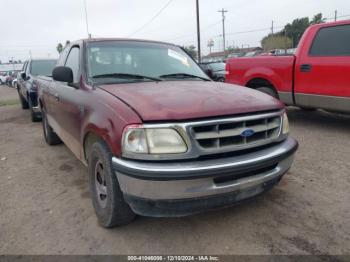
[{"left": 112, "top": 137, "right": 298, "bottom": 202}]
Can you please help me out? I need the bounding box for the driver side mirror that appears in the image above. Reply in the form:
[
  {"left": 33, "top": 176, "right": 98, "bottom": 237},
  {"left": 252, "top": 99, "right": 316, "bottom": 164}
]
[
  {"left": 20, "top": 72, "right": 26, "bottom": 80},
  {"left": 52, "top": 66, "right": 73, "bottom": 83}
]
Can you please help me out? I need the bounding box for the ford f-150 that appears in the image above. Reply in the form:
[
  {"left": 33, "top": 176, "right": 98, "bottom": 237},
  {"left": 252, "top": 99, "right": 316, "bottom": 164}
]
[
  {"left": 226, "top": 20, "right": 350, "bottom": 113},
  {"left": 37, "top": 38, "right": 298, "bottom": 227}
]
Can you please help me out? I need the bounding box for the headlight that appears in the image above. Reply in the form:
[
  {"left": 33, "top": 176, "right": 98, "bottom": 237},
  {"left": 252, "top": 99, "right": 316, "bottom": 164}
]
[
  {"left": 122, "top": 126, "right": 188, "bottom": 155},
  {"left": 282, "top": 113, "right": 289, "bottom": 134}
]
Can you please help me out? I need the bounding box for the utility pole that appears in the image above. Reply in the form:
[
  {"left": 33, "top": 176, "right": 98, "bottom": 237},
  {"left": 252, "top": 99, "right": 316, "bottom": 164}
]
[
  {"left": 271, "top": 20, "right": 274, "bottom": 34},
  {"left": 196, "top": 0, "right": 201, "bottom": 62},
  {"left": 83, "top": 0, "right": 91, "bottom": 38},
  {"left": 218, "top": 8, "right": 228, "bottom": 53},
  {"left": 335, "top": 10, "right": 338, "bottom": 21}
]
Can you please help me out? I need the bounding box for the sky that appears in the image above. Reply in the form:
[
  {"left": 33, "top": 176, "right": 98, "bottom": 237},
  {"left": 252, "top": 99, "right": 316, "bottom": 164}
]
[{"left": 0, "top": 0, "right": 349, "bottom": 62}]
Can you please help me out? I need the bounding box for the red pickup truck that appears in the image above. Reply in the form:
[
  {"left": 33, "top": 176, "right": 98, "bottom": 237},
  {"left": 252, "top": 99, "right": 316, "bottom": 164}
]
[
  {"left": 226, "top": 20, "right": 350, "bottom": 113},
  {"left": 38, "top": 38, "right": 297, "bottom": 227}
]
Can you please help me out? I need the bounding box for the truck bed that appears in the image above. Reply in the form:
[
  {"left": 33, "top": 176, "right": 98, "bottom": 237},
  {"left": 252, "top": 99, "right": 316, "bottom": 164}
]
[{"left": 226, "top": 55, "right": 296, "bottom": 94}]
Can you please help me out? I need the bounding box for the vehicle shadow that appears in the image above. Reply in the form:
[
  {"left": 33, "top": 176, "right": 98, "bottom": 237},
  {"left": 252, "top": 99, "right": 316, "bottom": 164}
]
[{"left": 286, "top": 107, "right": 350, "bottom": 132}]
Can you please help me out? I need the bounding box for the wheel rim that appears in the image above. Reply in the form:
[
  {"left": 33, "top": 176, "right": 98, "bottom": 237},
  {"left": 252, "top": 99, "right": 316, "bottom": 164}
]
[{"left": 94, "top": 160, "right": 108, "bottom": 208}]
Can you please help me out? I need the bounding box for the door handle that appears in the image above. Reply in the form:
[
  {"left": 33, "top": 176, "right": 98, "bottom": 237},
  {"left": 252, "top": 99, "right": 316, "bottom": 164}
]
[
  {"left": 300, "top": 64, "right": 312, "bottom": 72},
  {"left": 54, "top": 93, "right": 60, "bottom": 101}
]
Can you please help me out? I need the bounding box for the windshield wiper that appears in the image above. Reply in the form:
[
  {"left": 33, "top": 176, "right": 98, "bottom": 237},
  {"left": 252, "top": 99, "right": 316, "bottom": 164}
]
[
  {"left": 159, "top": 73, "right": 211, "bottom": 81},
  {"left": 92, "top": 73, "right": 162, "bottom": 82}
]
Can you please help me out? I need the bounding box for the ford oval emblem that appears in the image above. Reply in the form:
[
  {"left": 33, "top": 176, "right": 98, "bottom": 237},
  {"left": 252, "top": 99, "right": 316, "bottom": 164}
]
[{"left": 241, "top": 128, "right": 255, "bottom": 138}]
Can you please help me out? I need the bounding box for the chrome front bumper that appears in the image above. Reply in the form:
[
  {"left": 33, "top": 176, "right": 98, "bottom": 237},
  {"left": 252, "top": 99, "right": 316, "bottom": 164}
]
[{"left": 112, "top": 137, "right": 298, "bottom": 216}]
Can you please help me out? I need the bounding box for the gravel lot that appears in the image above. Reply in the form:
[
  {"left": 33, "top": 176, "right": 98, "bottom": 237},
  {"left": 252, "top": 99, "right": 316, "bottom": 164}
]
[{"left": 0, "top": 85, "right": 349, "bottom": 255}]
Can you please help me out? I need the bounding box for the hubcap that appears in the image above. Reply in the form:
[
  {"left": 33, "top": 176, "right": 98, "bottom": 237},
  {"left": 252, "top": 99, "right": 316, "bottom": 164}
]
[{"left": 94, "top": 160, "right": 108, "bottom": 208}]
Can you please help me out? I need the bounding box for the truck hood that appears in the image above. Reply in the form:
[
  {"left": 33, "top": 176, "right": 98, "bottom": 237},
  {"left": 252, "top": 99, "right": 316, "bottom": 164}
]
[{"left": 99, "top": 81, "right": 284, "bottom": 121}]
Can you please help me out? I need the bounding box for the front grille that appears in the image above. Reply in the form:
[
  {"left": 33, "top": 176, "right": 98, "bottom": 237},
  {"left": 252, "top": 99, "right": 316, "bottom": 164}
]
[{"left": 191, "top": 114, "right": 281, "bottom": 153}]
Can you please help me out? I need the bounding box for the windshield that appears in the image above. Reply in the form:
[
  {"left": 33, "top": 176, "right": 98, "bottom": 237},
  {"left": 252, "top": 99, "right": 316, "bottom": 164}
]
[
  {"left": 209, "top": 63, "right": 225, "bottom": 71},
  {"left": 87, "top": 41, "right": 209, "bottom": 83},
  {"left": 31, "top": 60, "right": 57, "bottom": 76}
]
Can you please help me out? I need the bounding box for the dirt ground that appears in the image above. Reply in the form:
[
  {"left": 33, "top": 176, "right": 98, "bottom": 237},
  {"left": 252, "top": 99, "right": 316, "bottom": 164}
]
[{"left": 0, "top": 85, "right": 349, "bottom": 255}]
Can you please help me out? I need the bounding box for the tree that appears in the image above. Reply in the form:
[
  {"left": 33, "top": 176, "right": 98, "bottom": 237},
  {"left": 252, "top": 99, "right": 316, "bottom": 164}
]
[
  {"left": 56, "top": 43, "right": 63, "bottom": 54},
  {"left": 262, "top": 13, "right": 326, "bottom": 49},
  {"left": 183, "top": 45, "right": 197, "bottom": 60},
  {"left": 56, "top": 40, "right": 71, "bottom": 54},
  {"left": 261, "top": 35, "right": 293, "bottom": 51},
  {"left": 310, "top": 13, "right": 326, "bottom": 25}
]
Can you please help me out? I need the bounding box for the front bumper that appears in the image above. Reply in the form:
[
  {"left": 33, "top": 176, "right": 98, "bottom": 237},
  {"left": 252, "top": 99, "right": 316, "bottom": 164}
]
[{"left": 112, "top": 137, "right": 298, "bottom": 217}]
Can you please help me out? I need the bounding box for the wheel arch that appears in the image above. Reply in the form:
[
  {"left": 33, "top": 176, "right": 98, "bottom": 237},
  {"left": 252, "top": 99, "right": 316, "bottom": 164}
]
[{"left": 245, "top": 77, "right": 279, "bottom": 98}]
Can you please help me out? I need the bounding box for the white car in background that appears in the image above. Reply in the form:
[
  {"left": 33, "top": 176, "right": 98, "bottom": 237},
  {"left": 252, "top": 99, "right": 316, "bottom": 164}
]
[{"left": 0, "top": 72, "right": 8, "bottom": 85}]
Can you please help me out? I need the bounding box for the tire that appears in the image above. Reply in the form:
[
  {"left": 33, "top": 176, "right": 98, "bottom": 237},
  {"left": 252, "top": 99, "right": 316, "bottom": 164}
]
[
  {"left": 255, "top": 87, "right": 278, "bottom": 99},
  {"left": 217, "top": 77, "right": 225, "bottom": 82},
  {"left": 42, "top": 111, "right": 62, "bottom": 145},
  {"left": 18, "top": 90, "right": 29, "bottom": 109},
  {"left": 88, "top": 140, "right": 136, "bottom": 228},
  {"left": 29, "top": 98, "right": 41, "bottom": 122}
]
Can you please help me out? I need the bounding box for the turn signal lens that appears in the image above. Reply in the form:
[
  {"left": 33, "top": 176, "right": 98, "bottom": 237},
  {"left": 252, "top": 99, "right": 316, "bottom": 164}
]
[{"left": 282, "top": 113, "right": 290, "bottom": 134}]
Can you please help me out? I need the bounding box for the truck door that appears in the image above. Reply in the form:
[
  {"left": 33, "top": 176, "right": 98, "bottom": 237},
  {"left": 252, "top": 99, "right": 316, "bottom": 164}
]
[
  {"left": 51, "top": 46, "right": 83, "bottom": 159},
  {"left": 294, "top": 23, "right": 350, "bottom": 112}
]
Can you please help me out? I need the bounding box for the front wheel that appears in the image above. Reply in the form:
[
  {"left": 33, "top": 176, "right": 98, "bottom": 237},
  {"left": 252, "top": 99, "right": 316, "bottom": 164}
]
[
  {"left": 88, "top": 140, "right": 136, "bottom": 228},
  {"left": 42, "top": 111, "right": 62, "bottom": 145}
]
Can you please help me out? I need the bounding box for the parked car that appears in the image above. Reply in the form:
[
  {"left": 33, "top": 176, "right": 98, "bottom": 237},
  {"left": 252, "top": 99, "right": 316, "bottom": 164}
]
[
  {"left": 243, "top": 50, "right": 263, "bottom": 57},
  {"left": 0, "top": 71, "right": 9, "bottom": 85},
  {"left": 17, "top": 59, "right": 57, "bottom": 121},
  {"left": 226, "top": 20, "right": 350, "bottom": 113},
  {"left": 199, "top": 62, "right": 226, "bottom": 82},
  {"left": 6, "top": 70, "right": 20, "bottom": 87},
  {"left": 11, "top": 73, "right": 20, "bottom": 88},
  {"left": 38, "top": 39, "right": 298, "bottom": 228}
]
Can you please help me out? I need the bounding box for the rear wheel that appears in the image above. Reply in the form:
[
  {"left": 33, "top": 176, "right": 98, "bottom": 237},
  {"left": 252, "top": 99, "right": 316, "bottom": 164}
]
[
  {"left": 255, "top": 87, "right": 278, "bottom": 99},
  {"left": 88, "top": 140, "right": 136, "bottom": 228},
  {"left": 42, "top": 111, "right": 62, "bottom": 145}
]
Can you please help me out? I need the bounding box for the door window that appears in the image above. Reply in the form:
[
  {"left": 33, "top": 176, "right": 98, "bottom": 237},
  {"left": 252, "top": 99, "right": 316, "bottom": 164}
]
[
  {"left": 309, "top": 24, "right": 350, "bottom": 56},
  {"left": 65, "top": 47, "right": 80, "bottom": 82}
]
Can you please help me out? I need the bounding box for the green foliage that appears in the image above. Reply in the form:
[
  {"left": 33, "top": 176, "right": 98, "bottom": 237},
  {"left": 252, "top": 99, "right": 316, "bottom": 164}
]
[
  {"left": 56, "top": 40, "right": 71, "bottom": 54},
  {"left": 262, "top": 13, "right": 326, "bottom": 49},
  {"left": 183, "top": 45, "right": 198, "bottom": 60},
  {"left": 261, "top": 35, "right": 293, "bottom": 51},
  {"left": 56, "top": 43, "right": 63, "bottom": 54}
]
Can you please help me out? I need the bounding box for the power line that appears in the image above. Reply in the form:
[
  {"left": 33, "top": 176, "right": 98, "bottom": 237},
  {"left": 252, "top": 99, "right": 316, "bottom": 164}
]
[
  {"left": 127, "top": 0, "right": 173, "bottom": 37},
  {"left": 165, "top": 20, "right": 221, "bottom": 41}
]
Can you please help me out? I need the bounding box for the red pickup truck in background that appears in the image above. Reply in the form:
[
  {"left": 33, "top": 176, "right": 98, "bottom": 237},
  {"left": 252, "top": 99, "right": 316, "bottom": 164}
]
[{"left": 226, "top": 20, "right": 350, "bottom": 113}]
